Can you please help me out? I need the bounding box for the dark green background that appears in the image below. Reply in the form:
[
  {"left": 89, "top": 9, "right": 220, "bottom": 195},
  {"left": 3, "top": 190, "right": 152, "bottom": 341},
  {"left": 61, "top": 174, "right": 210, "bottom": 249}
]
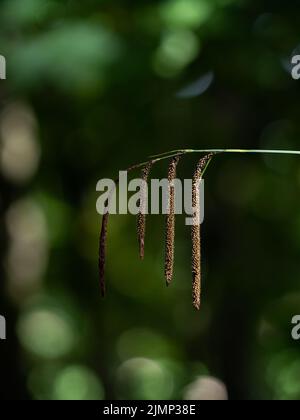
[{"left": 0, "top": 0, "right": 300, "bottom": 400}]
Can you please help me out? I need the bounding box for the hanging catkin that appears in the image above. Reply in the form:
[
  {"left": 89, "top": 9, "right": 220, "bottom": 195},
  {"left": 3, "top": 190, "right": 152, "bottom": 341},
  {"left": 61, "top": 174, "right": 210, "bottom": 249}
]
[
  {"left": 99, "top": 211, "right": 109, "bottom": 297},
  {"left": 165, "top": 155, "right": 181, "bottom": 285},
  {"left": 137, "top": 161, "right": 153, "bottom": 260},
  {"left": 99, "top": 180, "right": 119, "bottom": 297},
  {"left": 191, "top": 153, "right": 214, "bottom": 310}
]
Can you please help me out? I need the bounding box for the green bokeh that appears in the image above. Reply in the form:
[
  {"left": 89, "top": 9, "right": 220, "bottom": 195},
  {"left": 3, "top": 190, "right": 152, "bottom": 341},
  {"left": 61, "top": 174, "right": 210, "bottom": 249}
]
[{"left": 0, "top": 0, "right": 300, "bottom": 401}]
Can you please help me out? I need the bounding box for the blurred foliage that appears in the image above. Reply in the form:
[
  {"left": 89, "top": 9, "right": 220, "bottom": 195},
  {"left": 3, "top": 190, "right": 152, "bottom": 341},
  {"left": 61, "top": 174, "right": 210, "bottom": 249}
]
[{"left": 1, "top": 0, "right": 300, "bottom": 400}]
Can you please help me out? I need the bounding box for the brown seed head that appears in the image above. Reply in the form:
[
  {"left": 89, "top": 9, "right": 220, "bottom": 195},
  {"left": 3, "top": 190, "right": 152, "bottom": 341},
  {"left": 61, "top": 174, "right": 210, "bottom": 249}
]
[
  {"left": 99, "top": 180, "right": 119, "bottom": 297},
  {"left": 137, "top": 161, "right": 153, "bottom": 260},
  {"left": 99, "top": 211, "right": 109, "bottom": 297},
  {"left": 165, "top": 155, "right": 181, "bottom": 285},
  {"left": 191, "top": 153, "right": 214, "bottom": 310}
]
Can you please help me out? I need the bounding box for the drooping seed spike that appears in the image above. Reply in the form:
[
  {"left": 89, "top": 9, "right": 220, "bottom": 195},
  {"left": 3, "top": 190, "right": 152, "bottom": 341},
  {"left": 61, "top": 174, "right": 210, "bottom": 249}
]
[
  {"left": 165, "top": 155, "right": 181, "bottom": 285},
  {"left": 137, "top": 161, "right": 153, "bottom": 260},
  {"left": 99, "top": 180, "right": 119, "bottom": 297},
  {"left": 99, "top": 211, "right": 109, "bottom": 297},
  {"left": 191, "top": 153, "right": 214, "bottom": 310}
]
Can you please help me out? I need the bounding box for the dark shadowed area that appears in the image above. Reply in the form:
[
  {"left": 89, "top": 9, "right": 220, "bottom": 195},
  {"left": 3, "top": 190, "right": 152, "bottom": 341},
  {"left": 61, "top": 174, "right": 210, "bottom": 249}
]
[{"left": 1, "top": 0, "right": 300, "bottom": 400}]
